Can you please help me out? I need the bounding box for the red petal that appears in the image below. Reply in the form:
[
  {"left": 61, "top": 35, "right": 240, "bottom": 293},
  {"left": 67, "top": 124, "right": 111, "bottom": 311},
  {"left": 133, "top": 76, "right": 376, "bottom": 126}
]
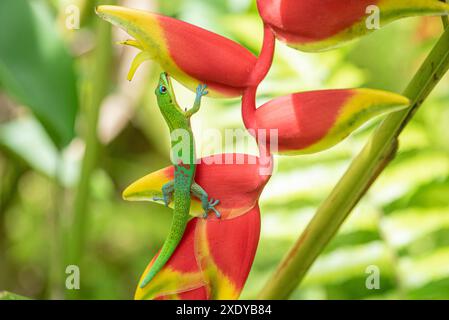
[
  {"left": 124, "top": 154, "right": 272, "bottom": 219},
  {"left": 243, "top": 88, "right": 409, "bottom": 155},
  {"left": 177, "top": 287, "right": 209, "bottom": 300},
  {"left": 255, "top": 89, "right": 353, "bottom": 152},
  {"left": 195, "top": 155, "right": 270, "bottom": 219},
  {"left": 257, "top": 0, "right": 449, "bottom": 51},
  {"left": 195, "top": 206, "right": 261, "bottom": 299},
  {"left": 96, "top": 5, "right": 275, "bottom": 97},
  {"left": 258, "top": 0, "right": 377, "bottom": 43},
  {"left": 135, "top": 206, "right": 262, "bottom": 300},
  {"left": 134, "top": 220, "right": 206, "bottom": 300},
  {"left": 158, "top": 16, "right": 256, "bottom": 97}
]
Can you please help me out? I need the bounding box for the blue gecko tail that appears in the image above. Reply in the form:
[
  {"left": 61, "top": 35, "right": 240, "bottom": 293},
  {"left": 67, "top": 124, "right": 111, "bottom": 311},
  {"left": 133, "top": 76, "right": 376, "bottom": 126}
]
[{"left": 140, "top": 196, "right": 191, "bottom": 289}]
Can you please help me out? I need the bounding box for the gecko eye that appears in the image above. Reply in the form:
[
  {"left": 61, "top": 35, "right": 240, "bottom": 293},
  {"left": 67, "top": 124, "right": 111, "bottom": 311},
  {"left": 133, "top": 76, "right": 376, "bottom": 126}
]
[{"left": 159, "top": 85, "right": 167, "bottom": 94}]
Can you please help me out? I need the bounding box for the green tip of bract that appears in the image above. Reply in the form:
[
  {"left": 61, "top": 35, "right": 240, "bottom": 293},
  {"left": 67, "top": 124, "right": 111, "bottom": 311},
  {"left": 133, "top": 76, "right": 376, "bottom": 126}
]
[
  {"left": 95, "top": 5, "right": 118, "bottom": 20},
  {"left": 96, "top": 6, "right": 160, "bottom": 82},
  {"left": 117, "top": 39, "right": 144, "bottom": 50},
  {"left": 127, "top": 51, "right": 151, "bottom": 81}
]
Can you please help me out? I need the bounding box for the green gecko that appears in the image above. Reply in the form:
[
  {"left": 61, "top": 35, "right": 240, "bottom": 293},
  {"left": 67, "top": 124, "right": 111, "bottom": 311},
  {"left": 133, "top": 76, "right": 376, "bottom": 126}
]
[{"left": 139, "top": 72, "right": 221, "bottom": 288}]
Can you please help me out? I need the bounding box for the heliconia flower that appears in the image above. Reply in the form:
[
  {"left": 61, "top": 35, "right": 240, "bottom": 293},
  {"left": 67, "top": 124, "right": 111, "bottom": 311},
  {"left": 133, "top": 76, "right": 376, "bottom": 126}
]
[
  {"left": 257, "top": 0, "right": 449, "bottom": 52},
  {"left": 242, "top": 87, "right": 410, "bottom": 155},
  {"left": 124, "top": 154, "right": 271, "bottom": 300},
  {"left": 134, "top": 206, "right": 261, "bottom": 300},
  {"left": 123, "top": 154, "right": 271, "bottom": 220},
  {"left": 95, "top": 5, "right": 275, "bottom": 98}
]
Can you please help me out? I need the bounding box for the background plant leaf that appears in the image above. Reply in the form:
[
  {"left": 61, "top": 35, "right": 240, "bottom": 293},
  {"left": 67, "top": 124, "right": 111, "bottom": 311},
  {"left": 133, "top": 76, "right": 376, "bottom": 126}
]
[{"left": 0, "top": 0, "right": 78, "bottom": 149}]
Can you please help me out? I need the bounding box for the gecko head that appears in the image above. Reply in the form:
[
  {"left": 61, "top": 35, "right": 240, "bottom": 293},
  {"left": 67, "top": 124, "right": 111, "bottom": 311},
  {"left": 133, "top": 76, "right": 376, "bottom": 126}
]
[{"left": 155, "top": 72, "right": 177, "bottom": 107}]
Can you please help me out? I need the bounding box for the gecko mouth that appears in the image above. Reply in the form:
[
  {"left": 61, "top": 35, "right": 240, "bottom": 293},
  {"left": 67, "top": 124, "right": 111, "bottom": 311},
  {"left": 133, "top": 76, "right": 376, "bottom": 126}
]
[{"left": 163, "top": 72, "right": 174, "bottom": 89}]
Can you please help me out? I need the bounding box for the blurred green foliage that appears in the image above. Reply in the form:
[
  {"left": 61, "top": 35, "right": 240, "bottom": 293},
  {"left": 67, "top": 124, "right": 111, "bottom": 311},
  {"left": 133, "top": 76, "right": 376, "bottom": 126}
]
[
  {"left": 0, "top": 0, "right": 78, "bottom": 149},
  {"left": 0, "top": 0, "right": 448, "bottom": 300}
]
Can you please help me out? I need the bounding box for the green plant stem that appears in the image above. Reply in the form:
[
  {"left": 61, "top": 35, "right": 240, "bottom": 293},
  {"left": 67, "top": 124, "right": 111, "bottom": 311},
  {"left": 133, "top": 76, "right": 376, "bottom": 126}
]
[
  {"left": 0, "top": 156, "right": 26, "bottom": 223},
  {"left": 0, "top": 156, "right": 26, "bottom": 289},
  {"left": 67, "top": 0, "right": 111, "bottom": 298},
  {"left": 258, "top": 24, "right": 449, "bottom": 300},
  {"left": 47, "top": 160, "right": 65, "bottom": 299}
]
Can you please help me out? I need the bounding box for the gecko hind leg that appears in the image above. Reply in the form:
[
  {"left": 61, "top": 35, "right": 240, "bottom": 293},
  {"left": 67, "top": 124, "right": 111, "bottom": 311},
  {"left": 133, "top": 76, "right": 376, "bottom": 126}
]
[
  {"left": 153, "top": 180, "right": 174, "bottom": 207},
  {"left": 191, "top": 182, "right": 221, "bottom": 219}
]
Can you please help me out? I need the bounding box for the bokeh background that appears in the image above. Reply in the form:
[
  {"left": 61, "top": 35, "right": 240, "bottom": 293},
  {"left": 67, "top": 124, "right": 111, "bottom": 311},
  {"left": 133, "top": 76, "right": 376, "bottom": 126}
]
[{"left": 1, "top": 0, "right": 449, "bottom": 299}]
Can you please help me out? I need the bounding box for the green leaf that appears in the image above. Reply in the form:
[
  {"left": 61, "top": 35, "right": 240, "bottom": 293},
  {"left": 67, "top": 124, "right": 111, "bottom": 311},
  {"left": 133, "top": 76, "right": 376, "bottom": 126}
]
[
  {"left": 0, "top": 118, "right": 79, "bottom": 186},
  {"left": 0, "top": 0, "right": 78, "bottom": 149},
  {"left": 0, "top": 291, "right": 30, "bottom": 300}
]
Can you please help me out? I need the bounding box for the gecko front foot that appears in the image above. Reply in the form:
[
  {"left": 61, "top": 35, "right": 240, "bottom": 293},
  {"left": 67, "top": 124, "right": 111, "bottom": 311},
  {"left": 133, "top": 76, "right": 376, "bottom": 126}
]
[
  {"left": 196, "top": 84, "right": 209, "bottom": 99},
  {"left": 153, "top": 181, "right": 174, "bottom": 207},
  {"left": 153, "top": 195, "right": 170, "bottom": 207},
  {"left": 191, "top": 182, "right": 221, "bottom": 219},
  {"left": 202, "top": 198, "right": 221, "bottom": 219}
]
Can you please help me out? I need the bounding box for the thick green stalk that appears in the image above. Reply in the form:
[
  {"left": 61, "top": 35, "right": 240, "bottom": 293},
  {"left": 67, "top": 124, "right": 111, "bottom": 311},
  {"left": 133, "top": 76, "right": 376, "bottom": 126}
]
[
  {"left": 259, "top": 24, "right": 449, "bottom": 300},
  {"left": 67, "top": 1, "right": 111, "bottom": 297},
  {"left": 48, "top": 161, "right": 65, "bottom": 299}
]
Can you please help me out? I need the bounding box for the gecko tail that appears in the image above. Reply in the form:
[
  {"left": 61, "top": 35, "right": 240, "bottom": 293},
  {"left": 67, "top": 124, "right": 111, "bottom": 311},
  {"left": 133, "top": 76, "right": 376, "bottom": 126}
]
[{"left": 140, "top": 197, "right": 191, "bottom": 288}]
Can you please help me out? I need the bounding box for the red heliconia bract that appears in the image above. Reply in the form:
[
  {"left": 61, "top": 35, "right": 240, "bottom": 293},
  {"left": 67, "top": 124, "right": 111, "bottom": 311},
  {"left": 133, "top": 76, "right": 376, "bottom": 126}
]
[
  {"left": 242, "top": 87, "right": 409, "bottom": 155},
  {"left": 96, "top": 5, "right": 275, "bottom": 97},
  {"left": 125, "top": 154, "right": 272, "bottom": 299},
  {"left": 135, "top": 206, "right": 261, "bottom": 300},
  {"left": 257, "top": 0, "right": 449, "bottom": 52},
  {"left": 123, "top": 154, "right": 272, "bottom": 219}
]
